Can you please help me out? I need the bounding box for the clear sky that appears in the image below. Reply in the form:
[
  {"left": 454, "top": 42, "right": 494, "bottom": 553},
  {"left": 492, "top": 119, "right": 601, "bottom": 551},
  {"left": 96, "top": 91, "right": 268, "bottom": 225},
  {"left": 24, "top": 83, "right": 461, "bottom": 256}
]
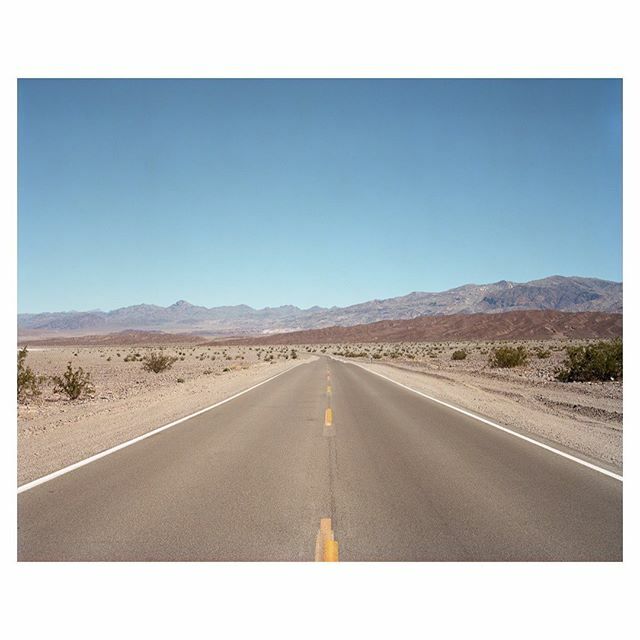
[{"left": 18, "top": 79, "right": 622, "bottom": 313}]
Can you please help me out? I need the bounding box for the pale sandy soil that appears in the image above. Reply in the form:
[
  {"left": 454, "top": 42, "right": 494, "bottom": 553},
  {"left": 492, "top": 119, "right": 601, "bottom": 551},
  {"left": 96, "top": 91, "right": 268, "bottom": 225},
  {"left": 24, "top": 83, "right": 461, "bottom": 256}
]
[
  {"left": 18, "top": 339, "right": 622, "bottom": 483},
  {"left": 320, "top": 339, "right": 622, "bottom": 471},
  {"left": 18, "top": 345, "right": 310, "bottom": 485}
]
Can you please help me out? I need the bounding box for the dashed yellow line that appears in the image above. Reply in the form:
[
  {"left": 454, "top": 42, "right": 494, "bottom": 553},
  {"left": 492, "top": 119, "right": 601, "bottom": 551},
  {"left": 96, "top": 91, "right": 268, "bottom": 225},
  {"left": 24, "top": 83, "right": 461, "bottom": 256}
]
[
  {"left": 326, "top": 385, "right": 332, "bottom": 394},
  {"left": 324, "top": 407, "right": 333, "bottom": 427},
  {"left": 323, "top": 538, "right": 339, "bottom": 561},
  {"left": 315, "top": 517, "right": 339, "bottom": 561}
]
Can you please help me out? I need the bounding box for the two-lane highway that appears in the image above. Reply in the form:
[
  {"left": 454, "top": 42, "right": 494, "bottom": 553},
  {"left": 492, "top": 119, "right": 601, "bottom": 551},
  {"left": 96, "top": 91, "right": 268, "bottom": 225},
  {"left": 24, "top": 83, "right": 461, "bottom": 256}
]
[{"left": 18, "top": 356, "right": 622, "bottom": 561}]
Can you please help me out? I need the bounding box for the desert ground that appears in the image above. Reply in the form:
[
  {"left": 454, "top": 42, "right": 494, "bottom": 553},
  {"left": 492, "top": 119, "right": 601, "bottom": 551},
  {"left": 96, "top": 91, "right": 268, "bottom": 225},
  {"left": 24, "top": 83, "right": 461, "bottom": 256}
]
[
  {"left": 18, "top": 344, "right": 310, "bottom": 484},
  {"left": 18, "top": 338, "right": 622, "bottom": 485}
]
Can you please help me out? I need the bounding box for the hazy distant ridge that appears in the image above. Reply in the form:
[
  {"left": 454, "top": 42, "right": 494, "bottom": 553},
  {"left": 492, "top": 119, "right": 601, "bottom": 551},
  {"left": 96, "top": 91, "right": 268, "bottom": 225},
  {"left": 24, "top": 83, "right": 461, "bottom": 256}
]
[{"left": 18, "top": 276, "right": 622, "bottom": 337}]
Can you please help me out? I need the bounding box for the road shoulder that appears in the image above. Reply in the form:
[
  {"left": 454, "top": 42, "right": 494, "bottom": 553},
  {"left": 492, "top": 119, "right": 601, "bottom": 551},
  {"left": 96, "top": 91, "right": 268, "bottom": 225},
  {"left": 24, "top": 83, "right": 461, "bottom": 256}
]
[{"left": 333, "top": 357, "right": 622, "bottom": 474}]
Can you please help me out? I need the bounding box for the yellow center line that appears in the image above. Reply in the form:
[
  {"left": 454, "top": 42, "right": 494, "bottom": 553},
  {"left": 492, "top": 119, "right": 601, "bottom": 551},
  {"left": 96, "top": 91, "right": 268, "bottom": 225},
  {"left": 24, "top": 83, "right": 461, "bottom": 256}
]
[
  {"left": 315, "top": 517, "right": 339, "bottom": 561},
  {"left": 323, "top": 539, "right": 339, "bottom": 561},
  {"left": 324, "top": 407, "right": 333, "bottom": 427},
  {"left": 326, "top": 385, "right": 332, "bottom": 394}
]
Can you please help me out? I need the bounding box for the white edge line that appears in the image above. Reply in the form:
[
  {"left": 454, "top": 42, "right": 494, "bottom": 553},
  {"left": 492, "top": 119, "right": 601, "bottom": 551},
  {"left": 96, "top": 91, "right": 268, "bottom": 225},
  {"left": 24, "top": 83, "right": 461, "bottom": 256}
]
[
  {"left": 18, "top": 363, "right": 305, "bottom": 494},
  {"left": 332, "top": 357, "right": 623, "bottom": 482}
]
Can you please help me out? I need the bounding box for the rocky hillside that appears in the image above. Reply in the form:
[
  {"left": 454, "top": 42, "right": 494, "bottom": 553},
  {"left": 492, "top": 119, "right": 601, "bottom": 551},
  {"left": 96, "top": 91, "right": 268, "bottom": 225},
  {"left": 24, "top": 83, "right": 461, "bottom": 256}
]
[{"left": 18, "top": 275, "right": 622, "bottom": 337}]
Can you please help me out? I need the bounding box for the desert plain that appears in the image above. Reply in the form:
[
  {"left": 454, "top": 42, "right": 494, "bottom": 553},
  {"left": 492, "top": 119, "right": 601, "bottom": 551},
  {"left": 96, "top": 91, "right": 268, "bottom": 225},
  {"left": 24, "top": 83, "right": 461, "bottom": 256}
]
[{"left": 18, "top": 337, "right": 621, "bottom": 485}]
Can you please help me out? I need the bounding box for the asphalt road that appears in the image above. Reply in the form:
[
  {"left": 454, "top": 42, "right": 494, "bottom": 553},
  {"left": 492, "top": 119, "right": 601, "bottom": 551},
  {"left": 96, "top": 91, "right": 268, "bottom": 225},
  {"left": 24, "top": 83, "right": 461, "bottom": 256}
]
[{"left": 18, "top": 357, "right": 622, "bottom": 561}]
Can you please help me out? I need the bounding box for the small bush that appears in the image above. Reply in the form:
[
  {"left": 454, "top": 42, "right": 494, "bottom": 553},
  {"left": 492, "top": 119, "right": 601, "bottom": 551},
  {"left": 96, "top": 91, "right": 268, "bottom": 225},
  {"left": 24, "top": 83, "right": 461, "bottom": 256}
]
[
  {"left": 451, "top": 350, "right": 467, "bottom": 361},
  {"left": 17, "top": 347, "right": 43, "bottom": 403},
  {"left": 489, "top": 346, "right": 528, "bottom": 368},
  {"left": 176, "top": 377, "right": 185, "bottom": 383},
  {"left": 222, "top": 367, "right": 230, "bottom": 372},
  {"left": 344, "top": 350, "right": 368, "bottom": 358},
  {"left": 535, "top": 348, "right": 551, "bottom": 359},
  {"left": 52, "top": 362, "right": 95, "bottom": 400},
  {"left": 555, "top": 339, "right": 622, "bottom": 382},
  {"left": 290, "top": 349, "right": 298, "bottom": 359},
  {"left": 141, "top": 351, "right": 178, "bottom": 373}
]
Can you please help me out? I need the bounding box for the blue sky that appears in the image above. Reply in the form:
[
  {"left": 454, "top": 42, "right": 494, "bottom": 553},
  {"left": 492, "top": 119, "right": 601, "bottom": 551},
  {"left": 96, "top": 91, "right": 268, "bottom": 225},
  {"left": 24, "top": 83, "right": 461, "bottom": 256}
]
[{"left": 18, "top": 79, "right": 622, "bottom": 313}]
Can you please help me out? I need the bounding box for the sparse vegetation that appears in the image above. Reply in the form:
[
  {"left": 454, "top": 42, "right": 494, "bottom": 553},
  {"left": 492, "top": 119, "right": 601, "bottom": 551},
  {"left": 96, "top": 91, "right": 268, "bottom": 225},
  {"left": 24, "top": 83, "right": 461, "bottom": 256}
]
[
  {"left": 555, "top": 339, "right": 622, "bottom": 382},
  {"left": 52, "top": 362, "right": 95, "bottom": 400},
  {"left": 338, "top": 350, "right": 368, "bottom": 358},
  {"left": 489, "top": 345, "right": 528, "bottom": 368},
  {"left": 17, "top": 338, "right": 622, "bottom": 486},
  {"left": 17, "top": 347, "right": 42, "bottom": 403},
  {"left": 451, "top": 349, "right": 467, "bottom": 361},
  {"left": 141, "top": 351, "right": 178, "bottom": 373}
]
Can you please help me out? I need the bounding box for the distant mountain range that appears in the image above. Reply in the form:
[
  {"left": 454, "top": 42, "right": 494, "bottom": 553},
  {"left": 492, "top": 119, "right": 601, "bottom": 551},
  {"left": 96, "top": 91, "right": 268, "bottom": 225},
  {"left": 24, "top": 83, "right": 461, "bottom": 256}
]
[
  {"left": 217, "top": 310, "right": 622, "bottom": 345},
  {"left": 18, "top": 276, "right": 622, "bottom": 338}
]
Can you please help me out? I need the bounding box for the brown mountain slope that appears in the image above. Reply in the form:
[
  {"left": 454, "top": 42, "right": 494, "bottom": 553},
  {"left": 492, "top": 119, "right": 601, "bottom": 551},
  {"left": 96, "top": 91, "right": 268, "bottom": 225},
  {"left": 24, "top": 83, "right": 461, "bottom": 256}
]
[{"left": 213, "top": 311, "right": 622, "bottom": 345}]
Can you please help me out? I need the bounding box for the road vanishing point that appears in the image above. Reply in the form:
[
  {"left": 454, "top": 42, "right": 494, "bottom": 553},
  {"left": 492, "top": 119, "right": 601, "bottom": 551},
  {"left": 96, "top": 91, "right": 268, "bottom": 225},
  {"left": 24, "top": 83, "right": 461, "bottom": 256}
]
[{"left": 18, "top": 357, "right": 622, "bottom": 561}]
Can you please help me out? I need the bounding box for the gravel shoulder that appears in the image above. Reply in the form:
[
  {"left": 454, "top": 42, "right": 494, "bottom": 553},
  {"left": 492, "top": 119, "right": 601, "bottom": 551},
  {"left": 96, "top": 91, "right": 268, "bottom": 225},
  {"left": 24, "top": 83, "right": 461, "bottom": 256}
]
[{"left": 18, "top": 345, "right": 312, "bottom": 485}]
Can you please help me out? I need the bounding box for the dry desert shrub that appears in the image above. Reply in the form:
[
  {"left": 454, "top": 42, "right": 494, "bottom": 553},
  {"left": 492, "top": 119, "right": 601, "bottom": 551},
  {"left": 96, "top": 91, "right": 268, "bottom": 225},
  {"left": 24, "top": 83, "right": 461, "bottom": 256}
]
[
  {"left": 555, "top": 339, "right": 622, "bottom": 382},
  {"left": 489, "top": 345, "right": 528, "bottom": 368},
  {"left": 17, "top": 347, "right": 43, "bottom": 403},
  {"left": 52, "top": 362, "right": 95, "bottom": 400},
  {"left": 141, "top": 351, "right": 178, "bottom": 373}
]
